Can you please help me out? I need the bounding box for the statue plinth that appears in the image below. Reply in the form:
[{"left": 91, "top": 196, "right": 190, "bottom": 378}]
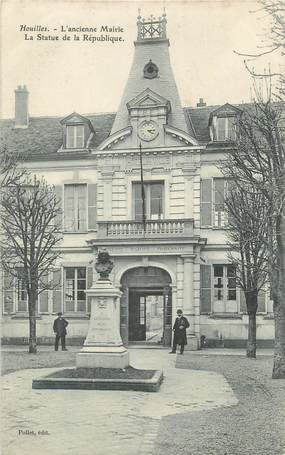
[{"left": 76, "top": 279, "right": 129, "bottom": 369}]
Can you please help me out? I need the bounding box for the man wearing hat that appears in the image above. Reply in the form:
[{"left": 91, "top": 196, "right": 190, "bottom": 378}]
[
  {"left": 169, "top": 309, "right": 189, "bottom": 355},
  {"left": 53, "top": 312, "right": 69, "bottom": 351}
]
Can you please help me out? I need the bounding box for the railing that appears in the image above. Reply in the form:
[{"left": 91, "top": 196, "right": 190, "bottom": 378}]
[{"left": 97, "top": 219, "right": 194, "bottom": 239}]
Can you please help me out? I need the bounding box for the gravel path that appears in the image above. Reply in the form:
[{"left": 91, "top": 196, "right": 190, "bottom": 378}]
[{"left": 155, "top": 353, "right": 285, "bottom": 455}]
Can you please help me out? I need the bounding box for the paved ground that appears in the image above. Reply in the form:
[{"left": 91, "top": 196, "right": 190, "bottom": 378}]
[
  {"left": 1, "top": 349, "right": 238, "bottom": 455},
  {"left": 156, "top": 353, "right": 285, "bottom": 455}
]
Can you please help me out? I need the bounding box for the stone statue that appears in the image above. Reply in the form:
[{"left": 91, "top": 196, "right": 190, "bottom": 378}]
[{"left": 95, "top": 249, "right": 114, "bottom": 281}]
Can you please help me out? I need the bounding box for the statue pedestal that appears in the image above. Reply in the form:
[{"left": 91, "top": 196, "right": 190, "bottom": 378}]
[{"left": 76, "top": 280, "right": 129, "bottom": 369}]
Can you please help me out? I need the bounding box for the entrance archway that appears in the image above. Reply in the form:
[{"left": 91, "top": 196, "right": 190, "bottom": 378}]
[{"left": 120, "top": 266, "right": 172, "bottom": 346}]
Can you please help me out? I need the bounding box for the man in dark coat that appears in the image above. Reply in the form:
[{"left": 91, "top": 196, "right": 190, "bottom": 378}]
[
  {"left": 169, "top": 309, "right": 189, "bottom": 355},
  {"left": 53, "top": 312, "right": 69, "bottom": 351}
]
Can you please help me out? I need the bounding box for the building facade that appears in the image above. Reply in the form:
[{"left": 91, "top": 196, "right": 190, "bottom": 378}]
[{"left": 1, "top": 13, "right": 274, "bottom": 347}]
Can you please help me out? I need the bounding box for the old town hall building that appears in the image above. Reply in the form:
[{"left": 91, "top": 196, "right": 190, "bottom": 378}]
[{"left": 1, "top": 12, "right": 274, "bottom": 347}]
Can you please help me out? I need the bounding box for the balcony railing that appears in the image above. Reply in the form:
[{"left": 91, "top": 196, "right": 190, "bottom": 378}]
[{"left": 97, "top": 219, "right": 194, "bottom": 239}]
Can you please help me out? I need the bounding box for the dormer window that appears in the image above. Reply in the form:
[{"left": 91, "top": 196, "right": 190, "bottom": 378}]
[
  {"left": 60, "top": 112, "right": 95, "bottom": 152},
  {"left": 215, "top": 116, "right": 236, "bottom": 141},
  {"left": 66, "top": 125, "right": 84, "bottom": 149},
  {"left": 209, "top": 104, "right": 241, "bottom": 143}
]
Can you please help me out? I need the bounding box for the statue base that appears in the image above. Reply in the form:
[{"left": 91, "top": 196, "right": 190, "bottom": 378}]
[
  {"left": 75, "top": 279, "right": 129, "bottom": 369},
  {"left": 76, "top": 346, "right": 129, "bottom": 369}
]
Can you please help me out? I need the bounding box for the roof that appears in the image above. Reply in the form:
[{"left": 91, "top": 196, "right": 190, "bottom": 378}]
[
  {"left": 0, "top": 113, "right": 116, "bottom": 160},
  {"left": 1, "top": 102, "right": 283, "bottom": 160}
]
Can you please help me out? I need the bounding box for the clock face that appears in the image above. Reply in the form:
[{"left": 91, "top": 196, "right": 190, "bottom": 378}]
[{"left": 138, "top": 120, "right": 159, "bottom": 141}]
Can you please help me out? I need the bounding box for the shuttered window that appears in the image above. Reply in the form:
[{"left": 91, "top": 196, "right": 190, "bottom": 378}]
[
  {"left": 57, "top": 184, "right": 96, "bottom": 232},
  {"left": 64, "top": 184, "right": 87, "bottom": 232}
]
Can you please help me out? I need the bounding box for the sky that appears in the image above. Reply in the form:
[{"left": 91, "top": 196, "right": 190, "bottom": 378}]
[{"left": 1, "top": 0, "right": 283, "bottom": 119}]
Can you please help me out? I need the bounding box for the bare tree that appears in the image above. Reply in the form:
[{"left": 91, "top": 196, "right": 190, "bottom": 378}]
[
  {"left": 0, "top": 146, "right": 26, "bottom": 189},
  {"left": 234, "top": 0, "right": 285, "bottom": 97},
  {"left": 0, "top": 174, "right": 62, "bottom": 353},
  {"left": 224, "top": 181, "right": 269, "bottom": 358},
  {"left": 225, "top": 99, "right": 284, "bottom": 377}
]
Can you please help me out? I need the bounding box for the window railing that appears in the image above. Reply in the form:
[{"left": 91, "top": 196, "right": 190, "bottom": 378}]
[{"left": 97, "top": 218, "right": 194, "bottom": 238}]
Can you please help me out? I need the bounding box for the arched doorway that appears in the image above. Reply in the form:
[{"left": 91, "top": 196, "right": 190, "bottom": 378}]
[{"left": 120, "top": 266, "right": 172, "bottom": 346}]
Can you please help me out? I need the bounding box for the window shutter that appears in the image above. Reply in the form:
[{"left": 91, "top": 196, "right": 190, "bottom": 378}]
[
  {"left": 64, "top": 185, "right": 75, "bottom": 231},
  {"left": 54, "top": 185, "right": 63, "bottom": 231},
  {"left": 200, "top": 265, "right": 211, "bottom": 313},
  {"left": 88, "top": 184, "right": 97, "bottom": 230},
  {"left": 257, "top": 289, "right": 266, "bottom": 313},
  {"left": 77, "top": 184, "right": 87, "bottom": 231},
  {"left": 201, "top": 180, "right": 212, "bottom": 226},
  {"left": 52, "top": 269, "right": 62, "bottom": 313},
  {"left": 87, "top": 266, "right": 93, "bottom": 313},
  {"left": 39, "top": 273, "right": 49, "bottom": 313},
  {"left": 3, "top": 271, "right": 14, "bottom": 314},
  {"left": 240, "top": 288, "right": 247, "bottom": 313}
]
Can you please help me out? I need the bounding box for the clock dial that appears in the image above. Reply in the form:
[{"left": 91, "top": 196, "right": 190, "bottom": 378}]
[{"left": 138, "top": 120, "right": 159, "bottom": 141}]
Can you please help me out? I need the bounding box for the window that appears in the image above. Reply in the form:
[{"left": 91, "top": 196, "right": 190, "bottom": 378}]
[
  {"left": 201, "top": 179, "right": 229, "bottom": 228},
  {"left": 64, "top": 184, "right": 87, "bottom": 232},
  {"left": 66, "top": 125, "right": 84, "bottom": 148},
  {"left": 214, "top": 179, "right": 228, "bottom": 227},
  {"left": 213, "top": 265, "right": 237, "bottom": 313},
  {"left": 200, "top": 264, "right": 237, "bottom": 314},
  {"left": 133, "top": 182, "right": 164, "bottom": 220},
  {"left": 215, "top": 116, "right": 236, "bottom": 141},
  {"left": 64, "top": 267, "right": 87, "bottom": 313}
]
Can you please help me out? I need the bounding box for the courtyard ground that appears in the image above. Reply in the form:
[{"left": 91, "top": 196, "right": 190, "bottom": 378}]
[{"left": 1, "top": 346, "right": 284, "bottom": 455}]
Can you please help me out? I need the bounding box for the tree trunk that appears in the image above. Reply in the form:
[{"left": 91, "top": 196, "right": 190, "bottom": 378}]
[
  {"left": 272, "top": 212, "right": 285, "bottom": 379},
  {"left": 273, "top": 299, "right": 285, "bottom": 378},
  {"left": 246, "top": 290, "right": 258, "bottom": 358},
  {"left": 247, "top": 311, "right": 257, "bottom": 358},
  {"left": 28, "top": 288, "right": 37, "bottom": 354}
]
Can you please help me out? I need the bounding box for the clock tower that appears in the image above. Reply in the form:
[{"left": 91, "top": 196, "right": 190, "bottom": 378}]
[{"left": 100, "top": 10, "right": 195, "bottom": 151}]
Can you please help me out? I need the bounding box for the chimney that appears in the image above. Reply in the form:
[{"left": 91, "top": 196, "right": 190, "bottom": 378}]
[
  {"left": 196, "top": 98, "right": 206, "bottom": 108},
  {"left": 15, "top": 85, "right": 29, "bottom": 128}
]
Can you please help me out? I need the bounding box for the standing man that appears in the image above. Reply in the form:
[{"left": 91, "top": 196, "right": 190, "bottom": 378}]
[
  {"left": 53, "top": 312, "right": 69, "bottom": 351},
  {"left": 169, "top": 309, "right": 189, "bottom": 355}
]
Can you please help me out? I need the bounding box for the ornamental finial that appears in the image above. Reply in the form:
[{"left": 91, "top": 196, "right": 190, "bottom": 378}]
[{"left": 136, "top": 10, "right": 168, "bottom": 41}]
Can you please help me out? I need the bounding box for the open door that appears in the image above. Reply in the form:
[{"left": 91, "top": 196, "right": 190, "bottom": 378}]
[{"left": 128, "top": 290, "right": 146, "bottom": 341}]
